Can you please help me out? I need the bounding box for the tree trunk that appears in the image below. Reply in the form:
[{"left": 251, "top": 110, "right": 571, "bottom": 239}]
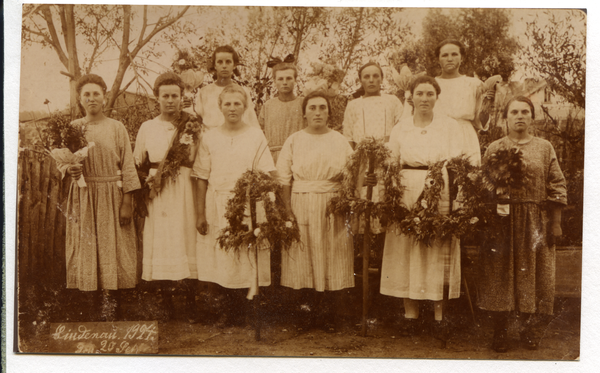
[
  {"left": 106, "top": 5, "right": 132, "bottom": 111},
  {"left": 63, "top": 5, "right": 82, "bottom": 119}
]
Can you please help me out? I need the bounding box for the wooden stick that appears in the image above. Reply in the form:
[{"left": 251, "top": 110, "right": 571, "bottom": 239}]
[
  {"left": 248, "top": 187, "right": 261, "bottom": 341},
  {"left": 361, "top": 153, "right": 376, "bottom": 337}
]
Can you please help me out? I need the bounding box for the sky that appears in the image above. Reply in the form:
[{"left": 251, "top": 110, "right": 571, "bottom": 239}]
[{"left": 17, "top": 6, "right": 585, "bottom": 113}]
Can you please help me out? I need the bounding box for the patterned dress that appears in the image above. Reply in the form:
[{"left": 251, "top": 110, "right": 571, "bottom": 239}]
[
  {"left": 258, "top": 96, "right": 305, "bottom": 164},
  {"left": 380, "top": 114, "right": 463, "bottom": 300},
  {"left": 66, "top": 117, "right": 140, "bottom": 291},
  {"left": 342, "top": 93, "right": 404, "bottom": 234},
  {"left": 133, "top": 117, "right": 198, "bottom": 281},
  {"left": 435, "top": 76, "right": 485, "bottom": 166},
  {"left": 193, "top": 126, "right": 275, "bottom": 289},
  {"left": 277, "top": 130, "right": 355, "bottom": 291},
  {"left": 477, "top": 137, "right": 567, "bottom": 315},
  {"left": 194, "top": 83, "right": 260, "bottom": 129}
]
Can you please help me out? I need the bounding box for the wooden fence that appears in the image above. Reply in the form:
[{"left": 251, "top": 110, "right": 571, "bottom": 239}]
[{"left": 17, "top": 149, "right": 69, "bottom": 288}]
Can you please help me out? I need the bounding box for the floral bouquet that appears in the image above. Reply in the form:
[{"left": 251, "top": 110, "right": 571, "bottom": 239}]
[
  {"left": 172, "top": 50, "right": 206, "bottom": 115},
  {"left": 304, "top": 62, "right": 345, "bottom": 97},
  {"left": 149, "top": 111, "right": 202, "bottom": 198},
  {"left": 481, "top": 145, "right": 528, "bottom": 216},
  {"left": 36, "top": 115, "right": 95, "bottom": 187}
]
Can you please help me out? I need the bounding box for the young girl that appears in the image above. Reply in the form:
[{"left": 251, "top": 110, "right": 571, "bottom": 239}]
[
  {"left": 194, "top": 45, "right": 260, "bottom": 129},
  {"left": 66, "top": 74, "right": 140, "bottom": 320},
  {"left": 194, "top": 84, "right": 276, "bottom": 326},
  {"left": 134, "top": 72, "right": 200, "bottom": 322}
]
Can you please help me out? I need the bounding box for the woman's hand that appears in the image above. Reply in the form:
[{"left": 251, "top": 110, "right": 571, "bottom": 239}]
[
  {"left": 548, "top": 221, "right": 563, "bottom": 246},
  {"left": 68, "top": 164, "right": 83, "bottom": 180},
  {"left": 483, "top": 89, "right": 496, "bottom": 101},
  {"left": 197, "top": 214, "right": 208, "bottom": 235},
  {"left": 182, "top": 96, "right": 193, "bottom": 109},
  {"left": 364, "top": 172, "right": 378, "bottom": 187},
  {"left": 119, "top": 197, "right": 133, "bottom": 226}
]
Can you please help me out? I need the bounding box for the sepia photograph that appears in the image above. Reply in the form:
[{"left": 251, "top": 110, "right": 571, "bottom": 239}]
[{"left": 5, "top": 1, "right": 593, "bottom": 370}]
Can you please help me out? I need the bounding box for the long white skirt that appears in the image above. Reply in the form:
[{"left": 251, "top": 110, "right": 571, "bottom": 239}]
[
  {"left": 142, "top": 167, "right": 198, "bottom": 281},
  {"left": 281, "top": 192, "right": 354, "bottom": 292},
  {"left": 380, "top": 169, "right": 461, "bottom": 300},
  {"left": 196, "top": 185, "right": 271, "bottom": 289}
]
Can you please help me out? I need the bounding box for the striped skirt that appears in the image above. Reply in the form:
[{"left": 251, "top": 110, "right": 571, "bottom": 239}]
[{"left": 281, "top": 191, "right": 354, "bottom": 292}]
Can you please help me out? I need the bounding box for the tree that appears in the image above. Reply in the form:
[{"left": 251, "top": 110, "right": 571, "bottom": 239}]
[
  {"left": 396, "top": 9, "right": 519, "bottom": 80},
  {"left": 522, "top": 10, "right": 586, "bottom": 109},
  {"left": 22, "top": 4, "right": 190, "bottom": 116}
]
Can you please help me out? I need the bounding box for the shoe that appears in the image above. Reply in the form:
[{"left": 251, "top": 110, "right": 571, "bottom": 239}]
[
  {"left": 520, "top": 330, "right": 539, "bottom": 350},
  {"left": 432, "top": 320, "right": 450, "bottom": 349},
  {"left": 398, "top": 318, "right": 420, "bottom": 337},
  {"left": 492, "top": 329, "right": 509, "bottom": 353}
]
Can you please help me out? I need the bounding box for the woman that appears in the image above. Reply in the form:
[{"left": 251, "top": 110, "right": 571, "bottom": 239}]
[
  {"left": 277, "top": 91, "right": 355, "bottom": 332},
  {"left": 194, "top": 84, "right": 276, "bottom": 326},
  {"left": 65, "top": 74, "right": 140, "bottom": 320},
  {"left": 380, "top": 76, "right": 463, "bottom": 344},
  {"left": 478, "top": 96, "right": 566, "bottom": 353},
  {"left": 194, "top": 45, "right": 260, "bottom": 129},
  {"left": 133, "top": 72, "right": 199, "bottom": 322},
  {"left": 433, "top": 39, "right": 494, "bottom": 165},
  {"left": 342, "top": 62, "right": 404, "bottom": 270}
]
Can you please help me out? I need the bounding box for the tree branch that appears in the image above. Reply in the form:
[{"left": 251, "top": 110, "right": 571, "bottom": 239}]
[
  {"left": 39, "top": 5, "right": 69, "bottom": 69},
  {"left": 131, "top": 6, "right": 189, "bottom": 58}
]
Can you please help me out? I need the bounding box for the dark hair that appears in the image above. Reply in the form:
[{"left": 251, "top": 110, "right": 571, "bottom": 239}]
[
  {"left": 302, "top": 91, "right": 332, "bottom": 117},
  {"left": 210, "top": 45, "right": 240, "bottom": 71},
  {"left": 272, "top": 63, "right": 298, "bottom": 79},
  {"left": 410, "top": 75, "right": 441, "bottom": 96},
  {"left": 218, "top": 84, "right": 248, "bottom": 109},
  {"left": 76, "top": 74, "right": 107, "bottom": 96},
  {"left": 503, "top": 96, "right": 535, "bottom": 120},
  {"left": 435, "top": 39, "right": 466, "bottom": 59},
  {"left": 153, "top": 72, "right": 184, "bottom": 97},
  {"left": 358, "top": 62, "right": 384, "bottom": 80}
]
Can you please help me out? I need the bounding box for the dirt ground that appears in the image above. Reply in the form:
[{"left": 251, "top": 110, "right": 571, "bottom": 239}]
[{"left": 17, "top": 278, "right": 581, "bottom": 360}]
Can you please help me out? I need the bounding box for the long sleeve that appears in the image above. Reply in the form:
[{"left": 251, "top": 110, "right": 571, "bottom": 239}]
[
  {"left": 342, "top": 101, "right": 356, "bottom": 143},
  {"left": 117, "top": 122, "right": 141, "bottom": 193},
  {"left": 276, "top": 134, "right": 295, "bottom": 186},
  {"left": 546, "top": 145, "right": 568, "bottom": 205}
]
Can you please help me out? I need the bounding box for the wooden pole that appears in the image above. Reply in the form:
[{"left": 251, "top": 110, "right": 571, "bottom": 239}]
[
  {"left": 248, "top": 187, "right": 261, "bottom": 341},
  {"left": 361, "top": 154, "right": 376, "bottom": 337}
]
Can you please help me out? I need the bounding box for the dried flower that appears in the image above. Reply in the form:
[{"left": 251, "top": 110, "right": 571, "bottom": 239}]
[
  {"left": 254, "top": 228, "right": 261, "bottom": 237},
  {"left": 470, "top": 217, "right": 479, "bottom": 224},
  {"left": 421, "top": 199, "right": 428, "bottom": 209},
  {"left": 180, "top": 133, "right": 194, "bottom": 145},
  {"left": 413, "top": 217, "right": 421, "bottom": 224},
  {"left": 268, "top": 192, "right": 276, "bottom": 202},
  {"left": 179, "top": 59, "right": 186, "bottom": 66},
  {"left": 467, "top": 172, "right": 478, "bottom": 182},
  {"left": 285, "top": 221, "right": 293, "bottom": 228}
]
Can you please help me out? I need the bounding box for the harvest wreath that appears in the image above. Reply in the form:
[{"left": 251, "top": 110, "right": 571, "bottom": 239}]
[{"left": 217, "top": 170, "right": 300, "bottom": 253}]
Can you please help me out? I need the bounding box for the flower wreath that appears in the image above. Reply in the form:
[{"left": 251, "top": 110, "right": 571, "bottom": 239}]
[
  {"left": 327, "top": 137, "right": 407, "bottom": 232},
  {"left": 217, "top": 170, "right": 301, "bottom": 254},
  {"left": 392, "top": 146, "right": 528, "bottom": 246}
]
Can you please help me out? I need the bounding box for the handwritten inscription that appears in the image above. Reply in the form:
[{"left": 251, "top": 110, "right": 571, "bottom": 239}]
[{"left": 49, "top": 321, "right": 158, "bottom": 354}]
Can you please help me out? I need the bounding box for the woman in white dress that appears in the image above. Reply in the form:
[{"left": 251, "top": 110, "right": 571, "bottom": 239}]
[
  {"left": 380, "top": 76, "right": 463, "bottom": 345},
  {"left": 433, "top": 39, "right": 494, "bottom": 166},
  {"left": 193, "top": 45, "right": 260, "bottom": 129},
  {"left": 342, "top": 62, "right": 404, "bottom": 272},
  {"left": 134, "top": 72, "right": 199, "bottom": 322},
  {"left": 194, "top": 84, "right": 276, "bottom": 326},
  {"left": 277, "top": 91, "right": 354, "bottom": 332}
]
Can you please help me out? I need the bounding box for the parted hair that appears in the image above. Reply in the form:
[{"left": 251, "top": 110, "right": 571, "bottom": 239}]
[
  {"left": 301, "top": 91, "right": 332, "bottom": 117},
  {"left": 218, "top": 84, "right": 248, "bottom": 109},
  {"left": 503, "top": 96, "right": 536, "bottom": 120},
  {"left": 76, "top": 74, "right": 107, "bottom": 95},
  {"left": 153, "top": 72, "right": 185, "bottom": 97},
  {"left": 410, "top": 75, "right": 441, "bottom": 96}
]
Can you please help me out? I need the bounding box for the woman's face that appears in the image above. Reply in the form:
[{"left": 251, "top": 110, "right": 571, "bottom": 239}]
[
  {"left": 274, "top": 69, "right": 296, "bottom": 94},
  {"left": 360, "top": 65, "right": 382, "bottom": 96},
  {"left": 304, "top": 97, "right": 329, "bottom": 130},
  {"left": 412, "top": 83, "right": 438, "bottom": 115},
  {"left": 157, "top": 85, "right": 181, "bottom": 115},
  {"left": 80, "top": 83, "right": 105, "bottom": 116},
  {"left": 214, "top": 52, "right": 235, "bottom": 80},
  {"left": 506, "top": 101, "right": 533, "bottom": 134},
  {"left": 439, "top": 43, "right": 462, "bottom": 74},
  {"left": 220, "top": 92, "right": 246, "bottom": 123}
]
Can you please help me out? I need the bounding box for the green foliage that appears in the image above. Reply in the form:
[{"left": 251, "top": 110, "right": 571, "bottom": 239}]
[{"left": 394, "top": 9, "right": 518, "bottom": 80}]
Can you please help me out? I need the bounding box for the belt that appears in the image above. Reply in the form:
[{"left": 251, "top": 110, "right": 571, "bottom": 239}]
[
  {"left": 292, "top": 180, "right": 341, "bottom": 194},
  {"left": 402, "top": 165, "right": 429, "bottom": 170}
]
